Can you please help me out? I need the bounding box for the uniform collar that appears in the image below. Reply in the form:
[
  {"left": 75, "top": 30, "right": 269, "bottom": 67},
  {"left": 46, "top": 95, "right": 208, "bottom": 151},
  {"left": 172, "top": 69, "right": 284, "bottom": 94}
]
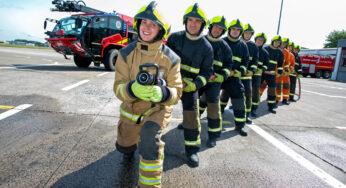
[
  {"left": 185, "top": 32, "right": 203, "bottom": 41},
  {"left": 206, "top": 33, "right": 221, "bottom": 42},
  {"left": 270, "top": 45, "right": 277, "bottom": 50},
  {"left": 227, "top": 34, "right": 240, "bottom": 42},
  {"left": 137, "top": 39, "right": 163, "bottom": 52},
  {"left": 241, "top": 37, "right": 250, "bottom": 43}
]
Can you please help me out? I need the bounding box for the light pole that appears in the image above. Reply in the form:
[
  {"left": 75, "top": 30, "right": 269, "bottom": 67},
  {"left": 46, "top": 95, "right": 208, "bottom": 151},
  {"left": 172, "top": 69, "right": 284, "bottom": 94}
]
[{"left": 277, "top": 0, "right": 284, "bottom": 35}]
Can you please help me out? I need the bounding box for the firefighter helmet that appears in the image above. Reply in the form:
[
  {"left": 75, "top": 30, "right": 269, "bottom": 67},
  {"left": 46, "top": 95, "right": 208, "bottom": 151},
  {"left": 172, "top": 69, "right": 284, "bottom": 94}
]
[
  {"left": 228, "top": 19, "right": 243, "bottom": 31},
  {"left": 134, "top": 1, "right": 171, "bottom": 40},
  {"left": 294, "top": 44, "right": 301, "bottom": 51},
  {"left": 242, "top": 23, "right": 255, "bottom": 39},
  {"left": 271, "top": 35, "right": 282, "bottom": 44},
  {"left": 183, "top": 3, "right": 207, "bottom": 26},
  {"left": 254, "top": 32, "right": 267, "bottom": 44},
  {"left": 208, "top": 16, "right": 227, "bottom": 36},
  {"left": 282, "top": 37, "right": 289, "bottom": 44},
  {"left": 288, "top": 41, "right": 294, "bottom": 46}
]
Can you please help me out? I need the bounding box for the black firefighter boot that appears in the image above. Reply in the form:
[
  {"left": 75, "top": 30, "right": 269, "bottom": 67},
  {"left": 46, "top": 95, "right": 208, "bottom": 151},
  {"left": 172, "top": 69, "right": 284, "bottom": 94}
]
[
  {"left": 274, "top": 101, "right": 279, "bottom": 109},
  {"left": 246, "top": 112, "right": 252, "bottom": 124},
  {"left": 251, "top": 109, "right": 257, "bottom": 117},
  {"left": 123, "top": 151, "right": 134, "bottom": 160},
  {"left": 289, "top": 96, "right": 296, "bottom": 102},
  {"left": 206, "top": 137, "right": 217, "bottom": 148},
  {"left": 177, "top": 123, "right": 183, "bottom": 129},
  {"left": 235, "top": 125, "right": 248, "bottom": 136},
  {"left": 282, "top": 99, "right": 290, "bottom": 105},
  {"left": 186, "top": 152, "right": 199, "bottom": 168},
  {"left": 268, "top": 106, "right": 277, "bottom": 114}
]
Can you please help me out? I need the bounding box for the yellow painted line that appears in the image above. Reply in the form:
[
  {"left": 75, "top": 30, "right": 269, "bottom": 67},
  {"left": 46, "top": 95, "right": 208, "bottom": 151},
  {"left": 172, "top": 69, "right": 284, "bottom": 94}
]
[{"left": 0, "top": 105, "right": 15, "bottom": 110}]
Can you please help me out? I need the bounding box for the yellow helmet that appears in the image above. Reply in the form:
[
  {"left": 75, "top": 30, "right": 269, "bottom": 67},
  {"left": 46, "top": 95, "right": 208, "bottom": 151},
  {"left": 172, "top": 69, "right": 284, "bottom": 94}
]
[
  {"left": 282, "top": 37, "right": 289, "bottom": 44},
  {"left": 134, "top": 1, "right": 171, "bottom": 39},
  {"left": 228, "top": 19, "right": 243, "bottom": 31},
  {"left": 288, "top": 41, "right": 294, "bottom": 46},
  {"left": 271, "top": 35, "right": 282, "bottom": 44},
  {"left": 254, "top": 32, "right": 267, "bottom": 44},
  {"left": 294, "top": 44, "right": 301, "bottom": 51},
  {"left": 208, "top": 16, "right": 227, "bottom": 37},
  {"left": 183, "top": 3, "right": 207, "bottom": 25}
]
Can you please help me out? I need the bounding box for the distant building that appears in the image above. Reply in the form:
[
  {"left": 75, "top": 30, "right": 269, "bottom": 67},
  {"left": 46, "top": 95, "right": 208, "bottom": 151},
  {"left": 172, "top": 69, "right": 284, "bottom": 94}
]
[{"left": 331, "top": 39, "right": 346, "bottom": 82}]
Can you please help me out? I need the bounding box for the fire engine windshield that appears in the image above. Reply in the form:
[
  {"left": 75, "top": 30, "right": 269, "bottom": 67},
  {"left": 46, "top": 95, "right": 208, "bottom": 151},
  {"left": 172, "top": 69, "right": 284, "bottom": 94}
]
[{"left": 53, "top": 17, "right": 87, "bottom": 35}]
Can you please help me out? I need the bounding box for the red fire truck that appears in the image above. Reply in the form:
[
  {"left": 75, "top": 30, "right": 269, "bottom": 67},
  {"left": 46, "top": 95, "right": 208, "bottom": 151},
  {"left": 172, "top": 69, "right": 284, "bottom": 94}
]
[
  {"left": 44, "top": 0, "right": 136, "bottom": 71},
  {"left": 299, "top": 48, "right": 337, "bottom": 79}
]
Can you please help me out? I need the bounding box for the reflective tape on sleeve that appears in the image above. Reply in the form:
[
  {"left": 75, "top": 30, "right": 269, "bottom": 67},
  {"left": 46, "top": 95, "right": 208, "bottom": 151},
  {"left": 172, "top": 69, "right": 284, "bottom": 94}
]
[
  {"left": 213, "top": 60, "right": 223, "bottom": 67},
  {"left": 197, "top": 75, "right": 207, "bottom": 86},
  {"left": 181, "top": 64, "right": 200, "bottom": 74},
  {"left": 269, "top": 60, "right": 277, "bottom": 64},
  {"left": 233, "top": 56, "right": 242, "bottom": 62}
]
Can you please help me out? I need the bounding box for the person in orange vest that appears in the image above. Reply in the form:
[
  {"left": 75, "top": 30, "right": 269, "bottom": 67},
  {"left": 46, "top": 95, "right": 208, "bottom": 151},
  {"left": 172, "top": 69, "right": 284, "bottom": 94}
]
[
  {"left": 290, "top": 44, "right": 303, "bottom": 102},
  {"left": 276, "top": 37, "right": 292, "bottom": 106},
  {"left": 113, "top": 2, "right": 182, "bottom": 187}
]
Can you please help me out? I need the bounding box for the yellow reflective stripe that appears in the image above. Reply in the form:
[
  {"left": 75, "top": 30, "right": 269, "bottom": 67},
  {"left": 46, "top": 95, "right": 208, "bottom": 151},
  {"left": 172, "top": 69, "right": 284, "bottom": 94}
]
[
  {"left": 240, "top": 76, "right": 252, "bottom": 80},
  {"left": 284, "top": 65, "right": 290, "bottom": 68},
  {"left": 181, "top": 64, "right": 200, "bottom": 74},
  {"left": 268, "top": 100, "right": 276, "bottom": 104},
  {"left": 276, "top": 94, "right": 282, "bottom": 97},
  {"left": 234, "top": 117, "right": 246, "bottom": 122},
  {"left": 213, "top": 60, "right": 223, "bottom": 67},
  {"left": 295, "top": 62, "right": 299, "bottom": 65},
  {"left": 116, "top": 38, "right": 128, "bottom": 44},
  {"left": 252, "top": 101, "right": 260, "bottom": 105},
  {"left": 139, "top": 173, "right": 161, "bottom": 185},
  {"left": 233, "top": 56, "right": 242, "bottom": 62},
  {"left": 240, "top": 65, "right": 247, "bottom": 72},
  {"left": 139, "top": 160, "right": 163, "bottom": 171},
  {"left": 290, "top": 74, "right": 297, "bottom": 77},
  {"left": 208, "top": 126, "right": 222, "bottom": 132},
  {"left": 197, "top": 75, "right": 207, "bottom": 86},
  {"left": 249, "top": 57, "right": 253, "bottom": 60},
  {"left": 269, "top": 70, "right": 275, "bottom": 74},
  {"left": 298, "top": 69, "right": 302, "bottom": 71},
  {"left": 199, "top": 106, "right": 206, "bottom": 111},
  {"left": 269, "top": 60, "right": 277, "bottom": 64},
  {"left": 222, "top": 68, "right": 231, "bottom": 77},
  {"left": 120, "top": 107, "right": 143, "bottom": 122},
  {"left": 184, "top": 139, "right": 201, "bottom": 146},
  {"left": 220, "top": 101, "right": 228, "bottom": 105},
  {"left": 289, "top": 93, "right": 295, "bottom": 96},
  {"left": 246, "top": 108, "right": 251, "bottom": 112},
  {"left": 258, "top": 61, "right": 263, "bottom": 65},
  {"left": 116, "top": 84, "right": 125, "bottom": 97},
  {"left": 251, "top": 65, "right": 257, "bottom": 69},
  {"left": 254, "top": 73, "right": 262, "bottom": 76},
  {"left": 168, "top": 88, "right": 178, "bottom": 105},
  {"left": 283, "top": 94, "right": 289, "bottom": 97},
  {"left": 263, "top": 65, "right": 268, "bottom": 69},
  {"left": 278, "top": 67, "right": 283, "bottom": 70}
]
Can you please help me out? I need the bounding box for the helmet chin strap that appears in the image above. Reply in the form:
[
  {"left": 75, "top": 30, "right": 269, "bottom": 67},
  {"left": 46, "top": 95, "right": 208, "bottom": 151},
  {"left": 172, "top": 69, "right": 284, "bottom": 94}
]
[{"left": 137, "top": 19, "right": 164, "bottom": 43}]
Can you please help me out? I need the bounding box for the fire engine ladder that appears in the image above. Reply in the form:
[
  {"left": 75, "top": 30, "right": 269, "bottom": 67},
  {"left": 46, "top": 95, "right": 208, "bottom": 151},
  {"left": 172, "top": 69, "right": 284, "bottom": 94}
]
[{"left": 50, "top": 0, "right": 105, "bottom": 14}]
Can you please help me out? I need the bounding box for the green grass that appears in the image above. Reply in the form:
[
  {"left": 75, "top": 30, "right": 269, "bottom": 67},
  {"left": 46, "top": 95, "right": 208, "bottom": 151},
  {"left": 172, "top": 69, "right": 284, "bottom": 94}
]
[{"left": 0, "top": 43, "right": 50, "bottom": 49}]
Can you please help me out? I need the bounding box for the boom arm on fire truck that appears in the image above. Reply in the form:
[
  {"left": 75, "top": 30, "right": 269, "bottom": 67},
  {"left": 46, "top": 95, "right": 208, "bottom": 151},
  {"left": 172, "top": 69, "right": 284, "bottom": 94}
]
[{"left": 50, "top": 0, "right": 105, "bottom": 14}]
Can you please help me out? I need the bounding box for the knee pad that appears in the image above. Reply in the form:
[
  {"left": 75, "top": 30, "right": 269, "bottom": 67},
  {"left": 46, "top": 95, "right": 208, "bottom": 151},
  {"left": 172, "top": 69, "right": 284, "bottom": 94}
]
[{"left": 139, "top": 121, "right": 162, "bottom": 160}]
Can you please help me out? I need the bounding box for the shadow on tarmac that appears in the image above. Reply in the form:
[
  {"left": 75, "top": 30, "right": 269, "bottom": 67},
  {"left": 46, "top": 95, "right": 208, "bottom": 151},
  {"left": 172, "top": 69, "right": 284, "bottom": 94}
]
[{"left": 11, "top": 64, "right": 106, "bottom": 72}]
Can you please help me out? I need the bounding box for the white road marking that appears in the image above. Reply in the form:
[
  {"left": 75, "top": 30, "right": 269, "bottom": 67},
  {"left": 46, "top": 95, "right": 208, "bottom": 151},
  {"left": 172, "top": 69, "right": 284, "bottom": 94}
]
[
  {"left": 336, "top": 127, "right": 346, "bottom": 130},
  {"left": 0, "top": 62, "right": 60, "bottom": 69},
  {"left": 304, "top": 83, "right": 346, "bottom": 90},
  {"left": 249, "top": 124, "right": 346, "bottom": 188},
  {"left": 302, "top": 89, "right": 346, "bottom": 99},
  {"left": 62, "top": 80, "right": 89, "bottom": 91},
  {"left": 96, "top": 72, "right": 109, "bottom": 77},
  {"left": 0, "top": 104, "right": 32, "bottom": 121}
]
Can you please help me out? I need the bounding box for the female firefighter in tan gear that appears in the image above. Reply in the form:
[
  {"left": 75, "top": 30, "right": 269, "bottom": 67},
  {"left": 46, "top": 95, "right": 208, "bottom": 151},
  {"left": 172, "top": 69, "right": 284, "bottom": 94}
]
[{"left": 113, "top": 1, "right": 182, "bottom": 187}]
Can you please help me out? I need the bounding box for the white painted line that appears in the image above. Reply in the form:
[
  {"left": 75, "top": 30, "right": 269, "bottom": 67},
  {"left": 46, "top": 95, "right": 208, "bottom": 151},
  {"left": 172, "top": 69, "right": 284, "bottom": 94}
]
[
  {"left": 96, "top": 72, "right": 109, "bottom": 77},
  {"left": 302, "top": 89, "right": 346, "bottom": 99},
  {"left": 249, "top": 124, "right": 346, "bottom": 188},
  {"left": 0, "top": 62, "right": 60, "bottom": 69},
  {"left": 0, "top": 104, "right": 32, "bottom": 121},
  {"left": 304, "top": 83, "right": 346, "bottom": 90},
  {"left": 62, "top": 80, "right": 89, "bottom": 91},
  {"left": 336, "top": 127, "right": 346, "bottom": 130}
]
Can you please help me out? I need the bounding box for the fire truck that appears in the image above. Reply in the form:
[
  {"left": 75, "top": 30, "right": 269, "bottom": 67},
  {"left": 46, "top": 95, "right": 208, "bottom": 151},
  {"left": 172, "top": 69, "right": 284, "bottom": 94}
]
[
  {"left": 44, "top": 0, "right": 136, "bottom": 71},
  {"left": 299, "top": 48, "right": 337, "bottom": 79}
]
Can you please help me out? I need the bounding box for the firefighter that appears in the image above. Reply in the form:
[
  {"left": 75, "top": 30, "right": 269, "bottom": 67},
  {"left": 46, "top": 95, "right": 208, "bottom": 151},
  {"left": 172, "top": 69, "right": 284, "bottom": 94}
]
[
  {"left": 259, "top": 35, "right": 284, "bottom": 114},
  {"left": 283, "top": 41, "right": 296, "bottom": 103},
  {"left": 166, "top": 3, "right": 213, "bottom": 167},
  {"left": 276, "top": 37, "right": 292, "bottom": 105},
  {"left": 198, "top": 16, "right": 233, "bottom": 147},
  {"left": 251, "top": 32, "right": 269, "bottom": 117},
  {"left": 113, "top": 2, "right": 182, "bottom": 187},
  {"left": 220, "top": 19, "right": 249, "bottom": 136},
  {"left": 290, "top": 44, "right": 303, "bottom": 102},
  {"left": 241, "top": 23, "right": 258, "bottom": 123}
]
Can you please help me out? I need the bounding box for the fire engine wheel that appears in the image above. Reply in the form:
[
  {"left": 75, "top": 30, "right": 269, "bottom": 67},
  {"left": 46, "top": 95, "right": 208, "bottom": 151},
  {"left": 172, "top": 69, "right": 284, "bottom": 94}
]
[
  {"left": 323, "top": 71, "right": 331, "bottom": 79},
  {"left": 315, "top": 70, "right": 322, "bottom": 78},
  {"left": 103, "top": 49, "right": 118, "bottom": 71},
  {"left": 74, "top": 55, "right": 92, "bottom": 68}
]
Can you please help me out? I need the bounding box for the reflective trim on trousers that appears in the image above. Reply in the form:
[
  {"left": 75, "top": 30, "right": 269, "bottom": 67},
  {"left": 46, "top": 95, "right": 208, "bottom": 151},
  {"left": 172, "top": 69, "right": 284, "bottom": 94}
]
[
  {"left": 139, "top": 160, "right": 163, "bottom": 172},
  {"left": 268, "top": 100, "right": 276, "bottom": 104},
  {"left": 120, "top": 107, "right": 144, "bottom": 123},
  {"left": 234, "top": 117, "right": 246, "bottom": 122},
  {"left": 184, "top": 139, "right": 201, "bottom": 146},
  {"left": 139, "top": 174, "right": 161, "bottom": 186}
]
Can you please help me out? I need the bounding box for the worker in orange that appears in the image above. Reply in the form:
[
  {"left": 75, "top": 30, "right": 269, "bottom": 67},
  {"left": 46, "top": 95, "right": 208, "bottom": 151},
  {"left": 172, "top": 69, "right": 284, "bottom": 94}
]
[
  {"left": 276, "top": 37, "right": 292, "bottom": 106},
  {"left": 113, "top": 1, "right": 182, "bottom": 187},
  {"left": 283, "top": 41, "right": 296, "bottom": 102},
  {"left": 290, "top": 44, "right": 303, "bottom": 102}
]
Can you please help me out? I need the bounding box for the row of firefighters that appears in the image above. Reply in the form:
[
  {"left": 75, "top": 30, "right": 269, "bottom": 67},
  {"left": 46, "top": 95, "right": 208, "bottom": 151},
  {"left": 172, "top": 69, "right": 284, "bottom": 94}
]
[{"left": 112, "top": 2, "right": 303, "bottom": 187}]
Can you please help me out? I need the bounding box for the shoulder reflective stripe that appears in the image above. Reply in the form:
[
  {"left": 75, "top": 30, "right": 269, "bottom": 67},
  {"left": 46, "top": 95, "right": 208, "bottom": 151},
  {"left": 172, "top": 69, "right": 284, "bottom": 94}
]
[
  {"left": 213, "top": 60, "right": 223, "bottom": 67},
  {"left": 222, "top": 68, "right": 231, "bottom": 77},
  {"left": 120, "top": 107, "right": 143, "bottom": 122},
  {"left": 258, "top": 61, "right": 263, "bottom": 65},
  {"left": 116, "top": 84, "right": 125, "bottom": 96},
  {"left": 208, "top": 127, "right": 222, "bottom": 132},
  {"left": 197, "top": 75, "right": 207, "bottom": 86},
  {"left": 249, "top": 56, "right": 253, "bottom": 60},
  {"left": 240, "top": 65, "right": 247, "bottom": 72},
  {"left": 184, "top": 139, "right": 201, "bottom": 146},
  {"left": 181, "top": 64, "right": 200, "bottom": 74},
  {"left": 140, "top": 160, "right": 163, "bottom": 171},
  {"left": 234, "top": 117, "right": 246, "bottom": 122},
  {"left": 278, "top": 67, "right": 283, "bottom": 70},
  {"left": 269, "top": 60, "right": 277, "bottom": 64},
  {"left": 233, "top": 56, "right": 242, "bottom": 62},
  {"left": 139, "top": 174, "right": 161, "bottom": 185},
  {"left": 251, "top": 65, "right": 257, "bottom": 69}
]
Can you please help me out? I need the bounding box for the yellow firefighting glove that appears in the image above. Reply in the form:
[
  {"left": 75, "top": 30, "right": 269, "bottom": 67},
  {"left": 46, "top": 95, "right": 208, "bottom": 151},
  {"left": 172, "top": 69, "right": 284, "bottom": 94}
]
[
  {"left": 297, "top": 74, "right": 303, "bottom": 79},
  {"left": 182, "top": 78, "right": 196, "bottom": 92},
  {"left": 131, "top": 81, "right": 152, "bottom": 101},
  {"left": 276, "top": 73, "right": 281, "bottom": 77},
  {"left": 245, "top": 70, "right": 253, "bottom": 77},
  {"left": 283, "top": 70, "right": 289, "bottom": 76},
  {"left": 232, "top": 70, "right": 241, "bottom": 78},
  {"left": 150, "top": 86, "right": 163, "bottom": 103},
  {"left": 290, "top": 69, "right": 295, "bottom": 74},
  {"left": 255, "top": 69, "right": 263, "bottom": 76},
  {"left": 210, "top": 73, "right": 224, "bottom": 83}
]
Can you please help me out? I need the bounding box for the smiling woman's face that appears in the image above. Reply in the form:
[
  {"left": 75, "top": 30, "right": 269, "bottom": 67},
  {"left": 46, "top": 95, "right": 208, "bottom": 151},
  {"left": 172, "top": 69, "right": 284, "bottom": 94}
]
[{"left": 139, "top": 19, "right": 160, "bottom": 42}]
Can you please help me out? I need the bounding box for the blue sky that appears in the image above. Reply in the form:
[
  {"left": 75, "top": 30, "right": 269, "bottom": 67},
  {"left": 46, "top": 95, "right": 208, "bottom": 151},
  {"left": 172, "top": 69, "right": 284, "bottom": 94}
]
[{"left": 0, "top": 0, "right": 345, "bottom": 49}]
